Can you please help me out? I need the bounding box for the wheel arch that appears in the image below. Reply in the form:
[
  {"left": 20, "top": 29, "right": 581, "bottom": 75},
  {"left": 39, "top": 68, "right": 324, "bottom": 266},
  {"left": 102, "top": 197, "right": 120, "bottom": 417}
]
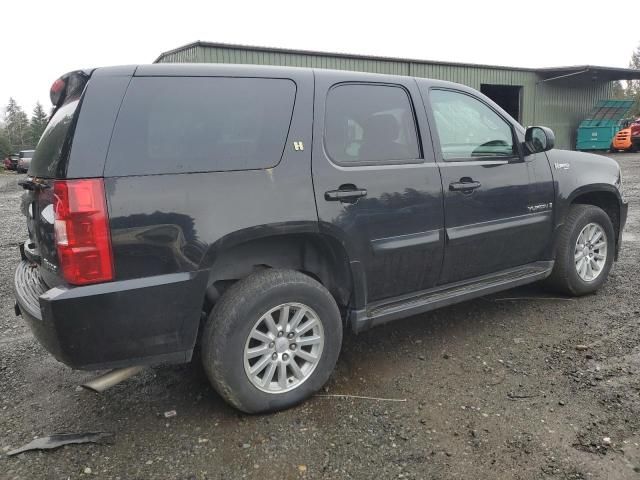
[
  {"left": 568, "top": 185, "right": 622, "bottom": 250},
  {"left": 199, "top": 225, "right": 360, "bottom": 313}
]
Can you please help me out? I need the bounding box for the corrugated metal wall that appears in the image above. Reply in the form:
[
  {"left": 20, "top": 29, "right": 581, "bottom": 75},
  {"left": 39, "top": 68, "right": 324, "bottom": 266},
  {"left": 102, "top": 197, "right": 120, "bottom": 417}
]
[
  {"left": 157, "top": 44, "right": 614, "bottom": 150},
  {"left": 536, "top": 81, "right": 613, "bottom": 150}
]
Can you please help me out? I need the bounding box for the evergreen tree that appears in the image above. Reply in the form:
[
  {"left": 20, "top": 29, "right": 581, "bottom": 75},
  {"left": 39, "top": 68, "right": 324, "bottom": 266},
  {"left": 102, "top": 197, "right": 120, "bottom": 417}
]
[
  {"left": 30, "top": 102, "right": 48, "bottom": 146},
  {"left": 4, "top": 98, "right": 30, "bottom": 150},
  {"left": 611, "top": 81, "right": 626, "bottom": 99},
  {"left": 0, "top": 128, "right": 11, "bottom": 159},
  {"left": 626, "top": 43, "right": 640, "bottom": 117}
]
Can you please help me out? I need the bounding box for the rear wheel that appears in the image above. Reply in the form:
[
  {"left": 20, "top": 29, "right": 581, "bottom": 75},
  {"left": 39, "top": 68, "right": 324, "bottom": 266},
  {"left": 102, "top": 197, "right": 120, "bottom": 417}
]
[
  {"left": 201, "top": 269, "right": 342, "bottom": 413},
  {"left": 544, "top": 204, "right": 615, "bottom": 296}
]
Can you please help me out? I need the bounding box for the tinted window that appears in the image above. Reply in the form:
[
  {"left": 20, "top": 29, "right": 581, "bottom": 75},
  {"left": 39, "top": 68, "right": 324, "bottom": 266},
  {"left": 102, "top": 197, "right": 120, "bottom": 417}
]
[
  {"left": 325, "top": 84, "right": 420, "bottom": 165},
  {"left": 30, "top": 98, "right": 79, "bottom": 178},
  {"left": 430, "top": 90, "right": 515, "bottom": 160},
  {"left": 106, "top": 77, "right": 296, "bottom": 175}
]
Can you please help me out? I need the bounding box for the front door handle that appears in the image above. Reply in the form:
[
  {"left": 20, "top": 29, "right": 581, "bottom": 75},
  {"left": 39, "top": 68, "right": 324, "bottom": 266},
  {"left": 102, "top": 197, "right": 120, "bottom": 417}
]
[
  {"left": 325, "top": 187, "right": 368, "bottom": 203},
  {"left": 449, "top": 180, "right": 481, "bottom": 192}
]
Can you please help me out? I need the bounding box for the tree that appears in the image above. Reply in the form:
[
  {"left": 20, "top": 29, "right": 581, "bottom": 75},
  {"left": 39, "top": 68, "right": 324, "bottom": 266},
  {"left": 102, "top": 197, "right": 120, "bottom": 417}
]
[
  {"left": 625, "top": 42, "right": 640, "bottom": 117},
  {"left": 4, "top": 98, "right": 30, "bottom": 151},
  {"left": 0, "top": 128, "right": 11, "bottom": 159},
  {"left": 30, "top": 102, "right": 48, "bottom": 146}
]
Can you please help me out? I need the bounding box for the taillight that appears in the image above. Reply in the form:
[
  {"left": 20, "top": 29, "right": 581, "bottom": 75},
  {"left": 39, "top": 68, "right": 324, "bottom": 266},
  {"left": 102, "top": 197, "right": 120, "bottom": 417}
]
[
  {"left": 50, "top": 78, "right": 66, "bottom": 106},
  {"left": 53, "top": 179, "right": 114, "bottom": 285}
]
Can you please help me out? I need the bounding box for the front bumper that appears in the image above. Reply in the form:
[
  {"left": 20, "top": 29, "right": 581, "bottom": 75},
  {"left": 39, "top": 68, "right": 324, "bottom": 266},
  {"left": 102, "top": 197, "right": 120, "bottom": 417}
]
[
  {"left": 14, "top": 257, "right": 208, "bottom": 370},
  {"left": 617, "top": 199, "right": 629, "bottom": 260}
]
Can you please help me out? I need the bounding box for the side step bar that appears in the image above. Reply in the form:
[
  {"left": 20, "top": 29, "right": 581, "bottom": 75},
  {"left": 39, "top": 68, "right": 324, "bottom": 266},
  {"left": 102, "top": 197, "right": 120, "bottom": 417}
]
[{"left": 349, "top": 261, "right": 554, "bottom": 333}]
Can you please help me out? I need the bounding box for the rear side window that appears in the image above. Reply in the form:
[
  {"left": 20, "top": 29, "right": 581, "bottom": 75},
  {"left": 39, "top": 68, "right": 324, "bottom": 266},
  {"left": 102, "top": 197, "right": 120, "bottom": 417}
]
[
  {"left": 106, "top": 77, "right": 296, "bottom": 176},
  {"left": 324, "top": 84, "right": 421, "bottom": 166},
  {"left": 30, "top": 98, "right": 80, "bottom": 178}
]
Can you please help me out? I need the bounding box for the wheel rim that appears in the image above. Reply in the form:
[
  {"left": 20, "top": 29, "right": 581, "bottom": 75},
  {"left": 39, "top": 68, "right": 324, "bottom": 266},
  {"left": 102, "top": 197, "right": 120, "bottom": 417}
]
[
  {"left": 574, "top": 222, "right": 607, "bottom": 282},
  {"left": 243, "top": 302, "right": 324, "bottom": 394}
]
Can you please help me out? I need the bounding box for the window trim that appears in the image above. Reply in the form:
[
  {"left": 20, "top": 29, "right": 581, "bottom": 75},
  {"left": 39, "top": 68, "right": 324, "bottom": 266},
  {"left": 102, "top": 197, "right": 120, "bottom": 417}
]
[
  {"left": 323, "top": 81, "right": 424, "bottom": 168},
  {"left": 428, "top": 87, "right": 522, "bottom": 163}
]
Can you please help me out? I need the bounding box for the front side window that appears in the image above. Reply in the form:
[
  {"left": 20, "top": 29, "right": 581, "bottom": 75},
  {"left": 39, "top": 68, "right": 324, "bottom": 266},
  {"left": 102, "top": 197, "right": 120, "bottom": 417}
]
[
  {"left": 324, "top": 84, "right": 421, "bottom": 165},
  {"left": 430, "top": 90, "right": 515, "bottom": 160}
]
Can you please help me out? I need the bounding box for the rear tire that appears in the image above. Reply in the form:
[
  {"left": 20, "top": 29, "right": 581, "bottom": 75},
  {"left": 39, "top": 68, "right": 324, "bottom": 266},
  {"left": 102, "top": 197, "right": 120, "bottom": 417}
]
[
  {"left": 544, "top": 204, "right": 615, "bottom": 296},
  {"left": 201, "top": 269, "right": 342, "bottom": 413}
]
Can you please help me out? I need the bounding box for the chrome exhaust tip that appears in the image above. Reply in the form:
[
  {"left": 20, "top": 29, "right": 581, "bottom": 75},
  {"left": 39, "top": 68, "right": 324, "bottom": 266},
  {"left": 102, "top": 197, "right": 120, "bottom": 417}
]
[{"left": 81, "top": 366, "right": 145, "bottom": 393}]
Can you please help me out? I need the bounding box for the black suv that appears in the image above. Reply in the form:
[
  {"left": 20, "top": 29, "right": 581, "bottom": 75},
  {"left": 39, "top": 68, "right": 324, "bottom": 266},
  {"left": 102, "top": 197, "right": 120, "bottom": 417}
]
[{"left": 14, "top": 65, "right": 628, "bottom": 413}]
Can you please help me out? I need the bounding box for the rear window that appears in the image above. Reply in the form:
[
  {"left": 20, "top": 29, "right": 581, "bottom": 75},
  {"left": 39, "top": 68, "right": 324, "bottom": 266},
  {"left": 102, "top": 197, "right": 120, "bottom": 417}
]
[
  {"left": 30, "top": 98, "right": 79, "bottom": 177},
  {"left": 105, "top": 77, "right": 296, "bottom": 176},
  {"left": 19, "top": 150, "right": 34, "bottom": 159}
]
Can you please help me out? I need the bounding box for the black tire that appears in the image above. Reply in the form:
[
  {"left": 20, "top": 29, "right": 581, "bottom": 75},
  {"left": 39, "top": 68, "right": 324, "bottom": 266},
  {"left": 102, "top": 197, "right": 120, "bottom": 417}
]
[
  {"left": 544, "top": 204, "right": 615, "bottom": 296},
  {"left": 201, "top": 269, "right": 342, "bottom": 413}
]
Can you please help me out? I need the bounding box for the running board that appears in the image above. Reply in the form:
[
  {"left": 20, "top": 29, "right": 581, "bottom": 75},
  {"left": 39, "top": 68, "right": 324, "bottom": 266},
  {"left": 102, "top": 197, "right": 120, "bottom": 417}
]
[{"left": 349, "top": 261, "right": 554, "bottom": 333}]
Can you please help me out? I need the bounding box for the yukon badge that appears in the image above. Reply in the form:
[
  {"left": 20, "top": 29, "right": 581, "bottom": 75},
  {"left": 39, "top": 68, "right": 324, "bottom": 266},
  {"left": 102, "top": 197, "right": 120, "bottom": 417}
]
[
  {"left": 528, "top": 202, "right": 553, "bottom": 213},
  {"left": 554, "top": 162, "right": 570, "bottom": 170}
]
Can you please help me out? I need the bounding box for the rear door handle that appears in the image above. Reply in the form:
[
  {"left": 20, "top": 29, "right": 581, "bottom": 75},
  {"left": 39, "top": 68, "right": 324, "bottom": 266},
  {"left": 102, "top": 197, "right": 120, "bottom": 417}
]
[
  {"left": 449, "top": 181, "right": 481, "bottom": 192},
  {"left": 325, "top": 188, "right": 368, "bottom": 202}
]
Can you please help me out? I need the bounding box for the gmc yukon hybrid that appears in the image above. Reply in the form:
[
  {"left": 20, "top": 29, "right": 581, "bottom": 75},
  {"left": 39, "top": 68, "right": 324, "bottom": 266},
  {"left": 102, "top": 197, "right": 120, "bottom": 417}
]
[{"left": 14, "top": 65, "right": 628, "bottom": 413}]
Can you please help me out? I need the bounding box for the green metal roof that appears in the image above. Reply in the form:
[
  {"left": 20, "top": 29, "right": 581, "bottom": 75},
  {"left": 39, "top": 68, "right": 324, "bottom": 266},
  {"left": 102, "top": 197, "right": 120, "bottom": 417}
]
[
  {"left": 155, "top": 41, "right": 640, "bottom": 81},
  {"left": 579, "top": 100, "right": 635, "bottom": 127}
]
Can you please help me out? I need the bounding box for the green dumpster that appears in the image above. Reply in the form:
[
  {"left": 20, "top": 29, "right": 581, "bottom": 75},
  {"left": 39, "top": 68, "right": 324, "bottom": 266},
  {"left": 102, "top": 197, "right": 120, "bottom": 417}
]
[{"left": 576, "top": 100, "right": 635, "bottom": 151}]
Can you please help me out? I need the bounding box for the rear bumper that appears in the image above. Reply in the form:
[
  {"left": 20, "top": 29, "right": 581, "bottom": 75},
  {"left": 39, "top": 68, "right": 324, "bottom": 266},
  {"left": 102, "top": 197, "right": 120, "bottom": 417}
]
[{"left": 14, "top": 258, "right": 208, "bottom": 370}]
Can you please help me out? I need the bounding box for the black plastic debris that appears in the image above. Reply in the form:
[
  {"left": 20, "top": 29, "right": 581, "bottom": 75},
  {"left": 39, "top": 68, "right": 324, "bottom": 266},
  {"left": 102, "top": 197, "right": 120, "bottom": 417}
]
[{"left": 6, "top": 432, "right": 115, "bottom": 456}]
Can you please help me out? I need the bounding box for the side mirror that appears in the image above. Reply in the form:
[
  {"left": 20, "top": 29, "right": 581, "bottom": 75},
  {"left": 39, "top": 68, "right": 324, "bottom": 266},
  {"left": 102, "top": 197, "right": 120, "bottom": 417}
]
[{"left": 524, "top": 126, "right": 555, "bottom": 154}]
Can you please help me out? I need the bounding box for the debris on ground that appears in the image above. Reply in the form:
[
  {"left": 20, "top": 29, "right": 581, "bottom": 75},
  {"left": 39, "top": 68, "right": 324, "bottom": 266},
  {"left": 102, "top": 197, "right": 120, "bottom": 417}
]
[
  {"left": 163, "top": 410, "right": 177, "bottom": 418},
  {"left": 315, "top": 394, "right": 407, "bottom": 402},
  {"left": 6, "top": 432, "right": 115, "bottom": 456},
  {"left": 507, "top": 392, "right": 539, "bottom": 400}
]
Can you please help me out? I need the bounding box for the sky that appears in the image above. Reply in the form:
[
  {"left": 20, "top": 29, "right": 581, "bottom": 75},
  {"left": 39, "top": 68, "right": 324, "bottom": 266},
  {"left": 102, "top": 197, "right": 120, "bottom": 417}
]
[{"left": 2, "top": 0, "right": 639, "bottom": 114}]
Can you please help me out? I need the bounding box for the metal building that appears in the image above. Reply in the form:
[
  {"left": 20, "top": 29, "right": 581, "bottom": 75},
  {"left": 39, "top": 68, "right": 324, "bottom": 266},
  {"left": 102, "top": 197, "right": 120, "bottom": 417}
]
[{"left": 155, "top": 42, "right": 640, "bottom": 150}]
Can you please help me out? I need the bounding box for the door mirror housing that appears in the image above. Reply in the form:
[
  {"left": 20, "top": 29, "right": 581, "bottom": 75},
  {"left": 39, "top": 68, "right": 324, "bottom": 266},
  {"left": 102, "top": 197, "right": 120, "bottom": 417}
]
[{"left": 524, "top": 126, "right": 555, "bottom": 155}]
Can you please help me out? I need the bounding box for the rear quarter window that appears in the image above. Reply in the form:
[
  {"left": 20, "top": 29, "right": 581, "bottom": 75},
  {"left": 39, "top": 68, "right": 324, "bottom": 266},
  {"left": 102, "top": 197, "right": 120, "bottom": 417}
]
[
  {"left": 105, "top": 77, "right": 296, "bottom": 176},
  {"left": 30, "top": 98, "right": 80, "bottom": 178}
]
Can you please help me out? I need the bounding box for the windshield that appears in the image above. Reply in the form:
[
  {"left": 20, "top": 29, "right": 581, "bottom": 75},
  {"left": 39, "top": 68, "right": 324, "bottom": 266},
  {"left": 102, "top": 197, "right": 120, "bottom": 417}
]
[{"left": 30, "top": 97, "right": 80, "bottom": 178}]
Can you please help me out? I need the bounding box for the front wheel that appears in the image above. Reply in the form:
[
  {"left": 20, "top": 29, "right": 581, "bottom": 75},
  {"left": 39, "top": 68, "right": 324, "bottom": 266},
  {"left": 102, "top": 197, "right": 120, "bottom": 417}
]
[
  {"left": 544, "top": 204, "right": 615, "bottom": 296},
  {"left": 201, "top": 269, "right": 342, "bottom": 413}
]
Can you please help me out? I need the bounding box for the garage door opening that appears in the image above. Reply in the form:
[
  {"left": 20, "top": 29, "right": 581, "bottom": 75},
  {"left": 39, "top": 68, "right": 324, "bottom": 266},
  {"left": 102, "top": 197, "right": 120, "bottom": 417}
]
[{"left": 480, "top": 84, "right": 522, "bottom": 122}]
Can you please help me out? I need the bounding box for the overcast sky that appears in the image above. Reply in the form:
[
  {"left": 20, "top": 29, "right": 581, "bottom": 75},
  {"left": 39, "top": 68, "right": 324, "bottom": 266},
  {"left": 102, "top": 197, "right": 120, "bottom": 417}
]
[{"left": 2, "top": 0, "right": 639, "bottom": 113}]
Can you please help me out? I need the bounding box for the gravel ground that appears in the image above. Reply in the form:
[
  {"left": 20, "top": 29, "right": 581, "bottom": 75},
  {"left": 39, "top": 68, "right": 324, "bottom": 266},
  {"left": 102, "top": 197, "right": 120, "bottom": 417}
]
[{"left": 0, "top": 154, "right": 639, "bottom": 480}]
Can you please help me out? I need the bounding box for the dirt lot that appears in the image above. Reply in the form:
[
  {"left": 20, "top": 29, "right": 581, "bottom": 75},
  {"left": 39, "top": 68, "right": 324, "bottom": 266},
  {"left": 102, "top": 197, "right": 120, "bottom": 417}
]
[{"left": 0, "top": 153, "right": 638, "bottom": 480}]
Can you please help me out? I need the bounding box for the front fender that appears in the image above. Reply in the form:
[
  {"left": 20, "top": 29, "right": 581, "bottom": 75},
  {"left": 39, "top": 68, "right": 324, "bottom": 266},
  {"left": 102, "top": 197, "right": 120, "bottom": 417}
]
[
  {"left": 547, "top": 150, "right": 627, "bottom": 259},
  {"left": 547, "top": 150, "right": 623, "bottom": 228}
]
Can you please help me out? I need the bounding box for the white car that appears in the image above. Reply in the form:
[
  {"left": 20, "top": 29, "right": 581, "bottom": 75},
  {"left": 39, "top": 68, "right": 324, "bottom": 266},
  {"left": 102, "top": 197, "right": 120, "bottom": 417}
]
[{"left": 17, "top": 150, "right": 34, "bottom": 173}]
